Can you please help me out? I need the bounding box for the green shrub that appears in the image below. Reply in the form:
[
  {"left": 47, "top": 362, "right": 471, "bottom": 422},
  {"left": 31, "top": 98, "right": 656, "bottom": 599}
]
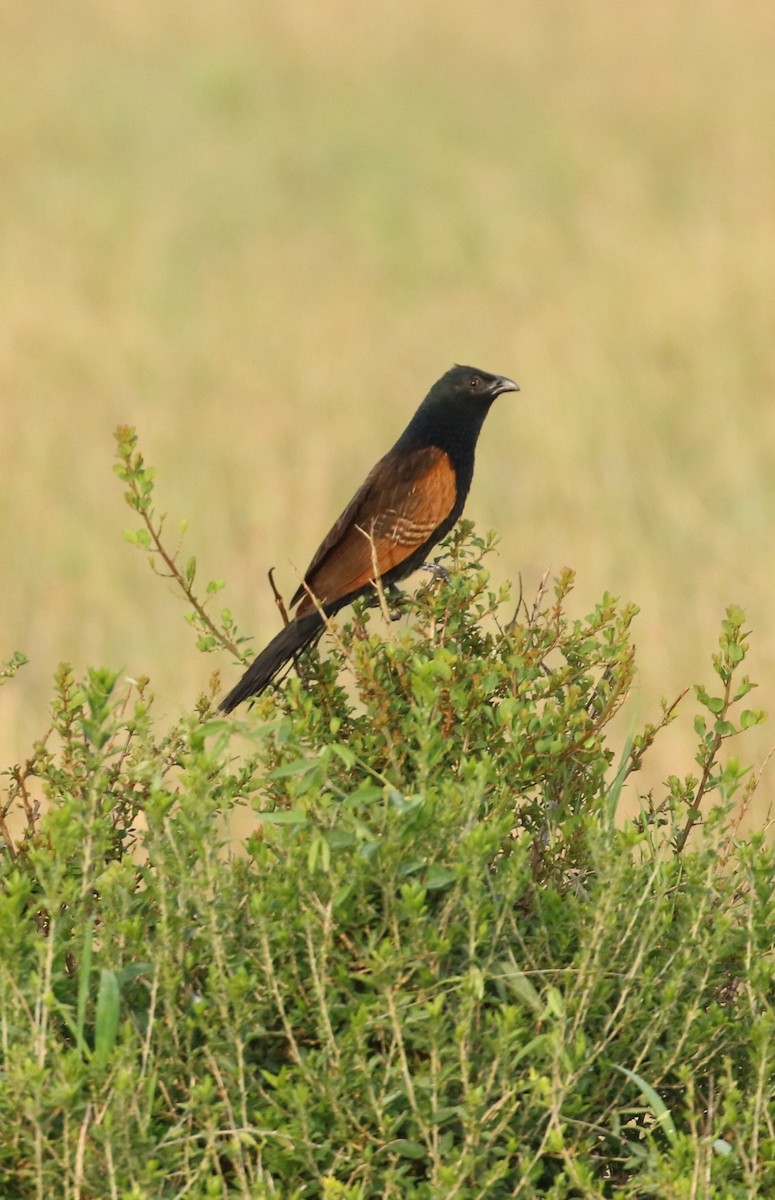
[{"left": 0, "top": 430, "right": 772, "bottom": 1198}]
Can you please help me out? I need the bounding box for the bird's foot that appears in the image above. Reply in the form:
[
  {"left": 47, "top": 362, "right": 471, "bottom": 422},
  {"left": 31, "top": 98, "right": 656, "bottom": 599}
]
[
  {"left": 421, "top": 561, "right": 451, "bottom": 584},
  {"left": 363, "top": 582, "right": 406, "bottom": 621}
]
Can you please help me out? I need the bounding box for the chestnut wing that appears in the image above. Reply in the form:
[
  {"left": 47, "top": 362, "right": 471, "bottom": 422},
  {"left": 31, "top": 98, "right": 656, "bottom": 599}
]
[{"left": 292, "top": 445, "right": 457, "bottom": 617}]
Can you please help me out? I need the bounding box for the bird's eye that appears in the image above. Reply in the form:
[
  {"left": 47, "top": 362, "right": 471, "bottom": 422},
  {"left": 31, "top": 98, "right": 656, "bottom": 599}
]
[{"left": 469, "top": 375, "right": 482, "bottom": 391}]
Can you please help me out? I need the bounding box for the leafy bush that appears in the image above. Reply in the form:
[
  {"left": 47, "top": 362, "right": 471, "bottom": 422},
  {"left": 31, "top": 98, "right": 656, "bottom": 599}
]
[{"left": 0, "top": 430, "right": 773, "bottom": 1198}]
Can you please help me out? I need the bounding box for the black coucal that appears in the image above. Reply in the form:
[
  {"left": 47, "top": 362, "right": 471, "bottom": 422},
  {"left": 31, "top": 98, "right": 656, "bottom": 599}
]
[{"left": 219, "top": 364, "right": 519, "bottom": 712}]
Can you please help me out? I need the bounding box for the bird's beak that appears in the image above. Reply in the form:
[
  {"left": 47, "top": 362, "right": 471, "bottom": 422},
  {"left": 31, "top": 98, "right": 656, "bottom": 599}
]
[{"left": 492, "top": 374, "right": 520, "bottom": 397}]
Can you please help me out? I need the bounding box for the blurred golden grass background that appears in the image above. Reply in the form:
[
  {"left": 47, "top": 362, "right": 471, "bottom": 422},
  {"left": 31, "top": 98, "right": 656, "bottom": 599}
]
[{"left": 2, "top": 0, "right": 774, "bottom": 812}]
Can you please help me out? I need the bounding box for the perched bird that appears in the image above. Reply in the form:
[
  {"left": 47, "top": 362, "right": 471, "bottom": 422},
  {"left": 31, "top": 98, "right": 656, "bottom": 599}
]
[{"left": 219, "top": 364, "right": 519, "bottom": 711}]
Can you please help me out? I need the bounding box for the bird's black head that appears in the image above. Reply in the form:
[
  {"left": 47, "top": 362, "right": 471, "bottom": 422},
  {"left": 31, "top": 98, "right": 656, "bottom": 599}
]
[
  {"left": 433, "top": 364, "right": 520, "bottom": 405},
  {"left": 397, "top": 363, "right": 519, "bottom": 461}
]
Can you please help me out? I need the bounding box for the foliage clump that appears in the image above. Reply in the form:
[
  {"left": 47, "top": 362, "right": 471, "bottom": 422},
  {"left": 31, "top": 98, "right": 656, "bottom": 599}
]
[{"left": 0, "top": 430, "right": 772, "bottom": 1199}]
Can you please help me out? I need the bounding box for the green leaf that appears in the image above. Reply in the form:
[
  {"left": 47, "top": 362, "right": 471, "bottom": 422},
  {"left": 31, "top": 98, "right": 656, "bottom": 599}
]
[
  {"left": 254, "top": 809, "right": 309, "bottom": 825},
  {"left": 268, "top": 758, "right": 319, "bottom": 780},
  {"left": 122, "top": 527, "right": 151, "bottom": 548},
  {"left": 329, "top": 743, "right": 356, "bottom": 769},
  {"left": 493, "top": 963, "right": 543, "bottom": 1013},
  {"left": 0, "top": 650, "right": 29, "bottom": 685},
  {"left": 389, "top": 1140, "right": 427, "bottom": 1160},
  {"left": 545, "top": 987, "right": 565, "bottom": 1019},
  {"left": 424, "top": 864, "right": 457, "bottom": 891},
  {"left": 613, "top": 1064, "right": 678, "bottom": 1147},
  {"left": 94, "top": 969, "right": 121, "bottom": 1067}
]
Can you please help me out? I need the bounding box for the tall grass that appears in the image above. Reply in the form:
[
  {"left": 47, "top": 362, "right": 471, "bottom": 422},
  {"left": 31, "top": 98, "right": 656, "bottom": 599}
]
[{"left": 3, "top": 0, "right": 774, "bottom": 805}]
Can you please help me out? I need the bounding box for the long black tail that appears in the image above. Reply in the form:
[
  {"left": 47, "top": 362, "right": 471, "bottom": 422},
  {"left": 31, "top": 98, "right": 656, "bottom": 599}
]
[{"left": 219, "top": 612, "right": 324, "bottom": 712}]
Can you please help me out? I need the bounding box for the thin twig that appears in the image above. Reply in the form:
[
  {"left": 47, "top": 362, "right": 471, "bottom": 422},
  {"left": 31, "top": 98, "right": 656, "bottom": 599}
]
[
  {"left": 268, "top": 567, "right": 290, "bottom": 628},
  {"left": 530, "top": 569, "right": 552, "bottom": 627},
  {"left": 674, "top": 674, "right": 733, "bottom": 855},
  {"left": 133, "top": 498, "right": 242, "bottom": 659}
]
